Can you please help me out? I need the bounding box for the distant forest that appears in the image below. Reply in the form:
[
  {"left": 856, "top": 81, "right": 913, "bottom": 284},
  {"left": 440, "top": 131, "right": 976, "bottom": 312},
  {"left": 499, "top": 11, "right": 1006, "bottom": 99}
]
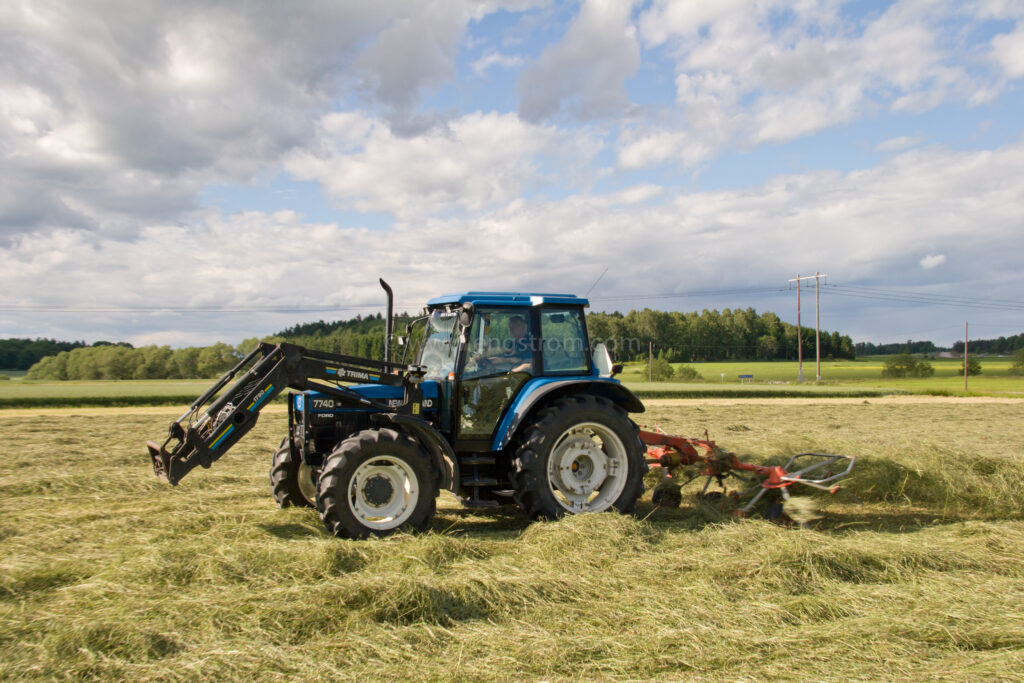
[
  {"left": 951, "top": 332, "right": 1024, "bottom": 355},
  {"left": 855, "top": 332, "right": 1024, "bottom": 356},
  {"left": 0, "top": 338, "right": 87, "bottom": 370},
  {"left": 855, "top": 340, "right": 939, "bottom": 356}
]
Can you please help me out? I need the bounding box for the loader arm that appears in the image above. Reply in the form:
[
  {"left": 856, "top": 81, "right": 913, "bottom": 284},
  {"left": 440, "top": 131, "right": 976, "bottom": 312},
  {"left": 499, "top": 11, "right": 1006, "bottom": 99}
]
[{"left": 147, "top": 342, "right": 425, "bottom": 485}]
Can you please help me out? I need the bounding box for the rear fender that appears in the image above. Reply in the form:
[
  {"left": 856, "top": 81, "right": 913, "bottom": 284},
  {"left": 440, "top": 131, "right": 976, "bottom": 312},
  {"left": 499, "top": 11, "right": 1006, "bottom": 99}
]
[{"left": 491, "top": 378, "right": 645, "bottom": 451}]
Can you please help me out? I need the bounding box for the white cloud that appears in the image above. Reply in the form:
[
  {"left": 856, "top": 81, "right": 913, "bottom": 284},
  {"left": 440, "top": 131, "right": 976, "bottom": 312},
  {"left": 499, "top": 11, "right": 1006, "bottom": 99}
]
[
  {"left": 518, "top": 0, "right": 641, "bottom": 121},
  {"left": 0, "top": 1, "right": 479, "bottom": 237},
  {"left": 5, "top": 139, "right": 1023, "bottom": 344},
  {"left": 355, "top": 1, "right": 469, "bottom": 109},
  {"left": 628, "top": 0, "right": 1002, "bottom": 168},
  {"left": 617, "top": 127, "right": 715, "bottom": 169},
  {"left": 991, "top": 23, "right": 1024, "bottom": 78},
  {"left": 285, "top": 111, "right": 600, "bottom": 218},
  {"left": 919, "top": 254, "right": 946, "bottom": 269},
  {"left": 472, "top": 52, "right": 525, "bottom": 76}
]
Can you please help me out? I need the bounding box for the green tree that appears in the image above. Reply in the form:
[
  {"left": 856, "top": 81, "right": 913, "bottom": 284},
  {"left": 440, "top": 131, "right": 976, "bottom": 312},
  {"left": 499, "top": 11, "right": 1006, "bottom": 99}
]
[
  {"left": 197, "top": 343, "right": 238, "bottom": 378},
  {"left": 1009, "top": 348, "right": 1024, "bottom": 375},
  {"left": 169, "top": 347, "right": 201, "bottom": 378},
  {"left": 960, "top": 357, "right": 982, "bottom": 376},
  {"left": 674, "top": 365, "right": 701, "bottom": 381},
  {"left": 882, "top": 353, "right": 934, "bottom": 378},
  {"left": 647, "top": 356, "right": 675, "bottom": 381}
]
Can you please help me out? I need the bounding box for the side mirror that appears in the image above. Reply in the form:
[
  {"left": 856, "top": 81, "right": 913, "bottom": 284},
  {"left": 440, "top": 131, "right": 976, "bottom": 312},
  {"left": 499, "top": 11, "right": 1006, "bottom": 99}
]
[
  {"left": 611, "top": 364, "right": 624, "bottom": 377},
  {"left": 459, "top": 302, "right": 474, "bottom": 328}
]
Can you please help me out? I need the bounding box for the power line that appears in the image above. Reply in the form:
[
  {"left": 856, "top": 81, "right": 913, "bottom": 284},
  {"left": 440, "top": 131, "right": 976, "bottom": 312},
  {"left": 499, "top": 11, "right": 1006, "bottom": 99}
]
[
  {"left": 591, "top": 286, "right": 789, "bottom": 302},
  {"left": 832, "top": 284, "right": 1024, "bottom": 306},
  {"left": 823, "top": 287, "right": 1024, "bottom": 311}
]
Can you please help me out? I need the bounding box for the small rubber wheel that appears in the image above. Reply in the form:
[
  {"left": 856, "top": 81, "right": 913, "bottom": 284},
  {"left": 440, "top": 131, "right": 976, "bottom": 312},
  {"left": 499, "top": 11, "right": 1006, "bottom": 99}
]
[
  {"left": 512, "top": 394, "right": 646, "bottom": 519},
  {"left": 269, "top": 438, "right": 315, "bottom": 508},
  {"left": 316, "top": 429, "right": 436, "bottom": 539}
]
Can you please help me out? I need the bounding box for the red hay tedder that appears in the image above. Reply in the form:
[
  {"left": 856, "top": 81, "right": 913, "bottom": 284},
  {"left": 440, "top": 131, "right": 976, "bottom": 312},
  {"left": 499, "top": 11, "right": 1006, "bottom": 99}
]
[{"left": 639, "top": 427, "right": 855, "bottom": 519}]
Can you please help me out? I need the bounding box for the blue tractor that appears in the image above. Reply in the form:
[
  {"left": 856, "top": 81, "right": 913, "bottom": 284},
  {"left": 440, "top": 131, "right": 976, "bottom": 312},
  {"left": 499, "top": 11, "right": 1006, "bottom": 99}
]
[{"left": 147, "top": 281, "right": 647, "bottom": 538}]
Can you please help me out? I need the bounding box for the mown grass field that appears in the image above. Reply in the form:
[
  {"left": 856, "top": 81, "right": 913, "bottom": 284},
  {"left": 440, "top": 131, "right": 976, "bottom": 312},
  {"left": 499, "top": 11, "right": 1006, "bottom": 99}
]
[{"left": 2, "top": 399, "right": 1022, "bottom": 680}]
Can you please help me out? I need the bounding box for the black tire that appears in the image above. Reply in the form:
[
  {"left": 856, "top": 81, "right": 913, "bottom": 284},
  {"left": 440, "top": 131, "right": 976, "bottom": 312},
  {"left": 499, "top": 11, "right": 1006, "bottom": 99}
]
[
  {"left": 512, "top": 394, "right": 646, "bottom": 520},
  {"left": 316, "top": 428, "right": 436, "bottom": 539},
  {"left": 269, "top": 439, "right": 315, "bottom": 508}
]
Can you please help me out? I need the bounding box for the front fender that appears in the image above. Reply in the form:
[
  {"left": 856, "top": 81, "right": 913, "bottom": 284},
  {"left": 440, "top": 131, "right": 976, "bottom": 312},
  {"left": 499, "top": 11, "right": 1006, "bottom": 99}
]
[
  {"left": 491, "top": 378, "right": 645, "bottom": 451},
  {"left": 371, "top": 413, "right": 459, "bottom": 493}
]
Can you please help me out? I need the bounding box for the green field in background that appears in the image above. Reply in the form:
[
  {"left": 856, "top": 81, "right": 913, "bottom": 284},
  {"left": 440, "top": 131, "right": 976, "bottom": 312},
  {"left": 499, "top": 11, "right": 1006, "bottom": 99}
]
[
  {"left": 1, "top": 357, "right": 1021, "bottom": 407},
  {"left": 619, "top": 357, "right": 1023, "bottom": 397}
]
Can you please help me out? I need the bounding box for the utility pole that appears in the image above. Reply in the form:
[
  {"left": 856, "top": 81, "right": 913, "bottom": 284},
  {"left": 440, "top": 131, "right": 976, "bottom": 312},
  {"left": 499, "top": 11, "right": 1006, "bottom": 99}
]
[
  {"left": 815, "top": 271, "right": 822, "bottom": 382},
  {"left": 789, "top": 273, "right": 828, "bottom": 383},
  {"left": 964, "top": 322, "right": 969, "bottom": 392},
  {"left": 649, "top": 341, "right": 653, "bottom": 383}
]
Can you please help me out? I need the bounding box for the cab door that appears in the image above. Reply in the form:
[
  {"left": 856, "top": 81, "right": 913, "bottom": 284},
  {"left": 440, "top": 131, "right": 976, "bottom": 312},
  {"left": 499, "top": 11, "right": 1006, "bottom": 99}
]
[{"left": 456, "top": 308, "right": 535, "bottom": 443}]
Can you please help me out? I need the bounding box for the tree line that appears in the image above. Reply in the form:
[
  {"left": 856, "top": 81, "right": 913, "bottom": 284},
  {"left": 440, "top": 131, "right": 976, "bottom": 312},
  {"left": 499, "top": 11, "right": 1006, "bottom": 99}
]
[
  {"left": 586, "top": 308, "right": 855, "bottom": 362},
  {"left": 23, "top": 314, "right": 418, "bottom": 380},
  {"left": 24, "top": 307, "right": 855, "bottom": 380},
  {"left": 855, "top": 340, "right": 938, "bottom": 356},
  {"left": 25, "top": 343, "right": 242, "bottom": 380},
  {"left": 952, "top": 332, "right": 1024, "bottom": 355},
  {"left": 0, "top": 338, "right": 87, "bottom": 370}
]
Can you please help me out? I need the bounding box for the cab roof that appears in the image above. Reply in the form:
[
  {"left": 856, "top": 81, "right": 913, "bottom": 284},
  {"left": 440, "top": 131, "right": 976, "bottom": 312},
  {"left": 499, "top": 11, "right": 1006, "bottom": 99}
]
[{"left": 426, "top": 292, "right": 589, "bottom": 307}]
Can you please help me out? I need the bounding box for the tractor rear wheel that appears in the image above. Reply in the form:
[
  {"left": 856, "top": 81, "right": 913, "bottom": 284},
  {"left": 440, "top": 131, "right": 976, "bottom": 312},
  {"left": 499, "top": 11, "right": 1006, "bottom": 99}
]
[
  {"left": 316, "top": 428, "right": 436, "bottom": 539},
  {"left": 269, "top": 439, "right": 316, "bottom": 508},
  {"left": 512, "top": 395, "right": 646, "bottom": 519}
]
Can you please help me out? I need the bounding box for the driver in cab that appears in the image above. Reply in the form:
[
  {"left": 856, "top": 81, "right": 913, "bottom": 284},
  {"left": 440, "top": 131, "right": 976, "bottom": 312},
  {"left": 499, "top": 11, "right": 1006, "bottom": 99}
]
[{"left": 468, "top": 314, "right": 533, "bottom": 376}]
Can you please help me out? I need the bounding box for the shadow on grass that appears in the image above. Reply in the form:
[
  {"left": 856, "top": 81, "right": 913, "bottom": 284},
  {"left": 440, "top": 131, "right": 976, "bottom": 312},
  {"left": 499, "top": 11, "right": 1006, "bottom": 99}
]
[{"left": 259, "top": 522, "right": 327, "bottom": 539}]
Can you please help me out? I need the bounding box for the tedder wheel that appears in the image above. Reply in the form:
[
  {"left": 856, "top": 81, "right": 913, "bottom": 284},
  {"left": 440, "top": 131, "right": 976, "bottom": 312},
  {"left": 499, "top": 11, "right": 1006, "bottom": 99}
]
[
  {"left": 316, "top": 428, "right": 436, "bottom": 539},
  {"left": 269, "top": 438, "right": 316, "bottom": 508},
  {"left": 512, "top": 395, "right": 646, "bottom": 519}
]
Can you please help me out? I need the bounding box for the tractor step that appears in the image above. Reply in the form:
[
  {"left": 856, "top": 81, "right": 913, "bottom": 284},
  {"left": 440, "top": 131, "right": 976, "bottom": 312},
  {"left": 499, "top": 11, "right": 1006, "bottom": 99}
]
[
  {"left": 460, "top": 455, "right": 496, "bottom": 466},
  {"left": 460, "top": 498, "right": 500, "bottom": 509},
  {"left": 461, "top": 476, "right": 500, "bottom": 487}
]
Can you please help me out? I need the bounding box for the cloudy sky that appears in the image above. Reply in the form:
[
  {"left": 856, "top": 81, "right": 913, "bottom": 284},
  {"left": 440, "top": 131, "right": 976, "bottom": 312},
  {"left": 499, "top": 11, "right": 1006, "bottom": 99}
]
[{"left": 2, "top": 0, "right": 1023, "bottom": 349}]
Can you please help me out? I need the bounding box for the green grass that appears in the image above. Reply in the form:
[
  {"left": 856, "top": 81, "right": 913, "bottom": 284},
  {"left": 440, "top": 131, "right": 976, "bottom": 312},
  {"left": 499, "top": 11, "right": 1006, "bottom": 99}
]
[
  {"left": 620, "top": 357, "right": 1024, "bottom": 398},
  {"left": 0, "top": 379, "right": 249, "bottom": 408},
  {"left": 1, "top": 400, "right": 1022, "bottom": 680},
  {"left": 3, "top": 357, "right": 1021, "bottom": 408}
]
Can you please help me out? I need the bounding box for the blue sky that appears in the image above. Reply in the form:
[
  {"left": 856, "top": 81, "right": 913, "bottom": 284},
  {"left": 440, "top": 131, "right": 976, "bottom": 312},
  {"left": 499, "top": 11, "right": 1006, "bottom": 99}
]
[{"left": 1, "top": 0, "right": 1023, "bottom": 349}]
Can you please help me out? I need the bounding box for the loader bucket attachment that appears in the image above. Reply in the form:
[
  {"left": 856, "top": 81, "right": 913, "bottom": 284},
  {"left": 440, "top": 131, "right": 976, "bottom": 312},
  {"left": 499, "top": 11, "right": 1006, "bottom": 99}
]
[{"left": 147, "top": 440, "right": 170, "bottom": 482}]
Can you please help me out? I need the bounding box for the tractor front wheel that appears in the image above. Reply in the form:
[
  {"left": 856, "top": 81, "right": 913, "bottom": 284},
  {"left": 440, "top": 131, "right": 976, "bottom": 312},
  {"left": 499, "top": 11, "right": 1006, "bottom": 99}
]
[
  {"left": 269, "top": 439, "right": 316, "bottom": 508},
  {"left": 316, "top": 428, "right": 436, "bottom": 539},
  {"left": 512, "top": 395, "right": 646, "bottom": 519}
]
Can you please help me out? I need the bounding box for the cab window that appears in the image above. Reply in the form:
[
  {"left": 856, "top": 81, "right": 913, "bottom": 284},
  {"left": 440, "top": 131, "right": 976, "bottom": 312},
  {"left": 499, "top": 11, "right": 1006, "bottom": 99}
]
[{"left": 541, "top": 308, "right": 588, "bottom": 373}]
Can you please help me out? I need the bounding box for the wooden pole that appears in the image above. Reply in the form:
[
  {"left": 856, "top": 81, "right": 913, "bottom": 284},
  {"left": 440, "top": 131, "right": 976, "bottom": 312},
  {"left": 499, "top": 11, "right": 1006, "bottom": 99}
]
[
  {"left": 964, "top": 321, "right": 968, "bottom": 392},
  {"left": 815, "top": 271, "right": 821, "bottom": 383},
  {"left": 796, "top": 275, "right": 804, "bottom": 383}
]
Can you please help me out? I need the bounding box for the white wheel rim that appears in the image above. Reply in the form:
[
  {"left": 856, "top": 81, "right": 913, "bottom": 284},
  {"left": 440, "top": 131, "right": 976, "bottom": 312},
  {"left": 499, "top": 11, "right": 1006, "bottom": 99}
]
[
  {"left": 347, "top": 456, "right": 419, "bottom": 530},
  {"left": 547, "top": 421, "right": 628, "bottom": 513},
  {"left": 297, "top": 463, "right": 318, "bottom": 505}
]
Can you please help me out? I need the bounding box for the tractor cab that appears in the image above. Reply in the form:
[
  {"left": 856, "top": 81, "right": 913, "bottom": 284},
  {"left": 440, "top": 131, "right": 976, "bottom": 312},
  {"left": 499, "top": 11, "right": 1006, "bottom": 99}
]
[{"left": 415, "top": 293, "right": 595, "bottom": 450}]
